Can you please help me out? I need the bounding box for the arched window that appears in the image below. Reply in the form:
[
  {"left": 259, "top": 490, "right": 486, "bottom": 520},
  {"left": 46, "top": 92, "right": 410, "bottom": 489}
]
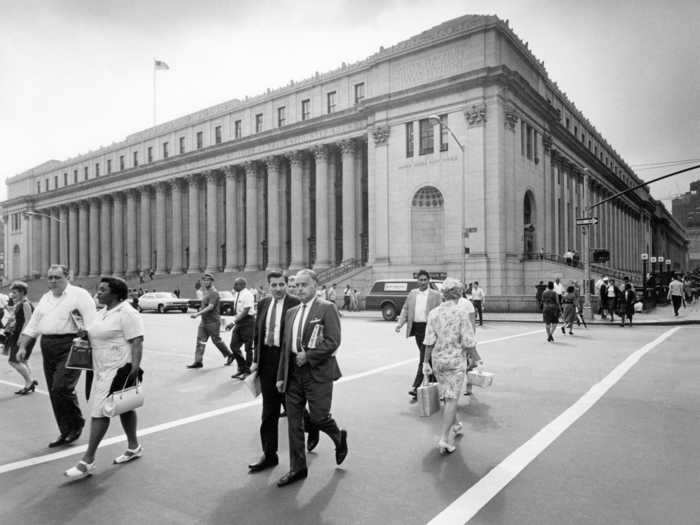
[
  {"left": 411, "top": 186, "right": 445, "bottom": 264},
  {"left": 412, "top": 186, "right": 444, "bottom": 208},
  {"left": 523, "top": 191, "right": 536, "bottom": 255}
]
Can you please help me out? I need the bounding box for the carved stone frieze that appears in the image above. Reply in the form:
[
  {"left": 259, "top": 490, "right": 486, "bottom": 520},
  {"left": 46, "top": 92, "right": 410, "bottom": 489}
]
[
  {"left": 464, "top": 103, "right": 487, "bottom": 127},
  {"left": 542, "top": 133, "right": 553, "bottom": 153},
  {"left": 372, "top": 125, "right": 391, "bottom": 145},
  {"left": 503, "top": 104, "right": 519, "bottom": 132}
]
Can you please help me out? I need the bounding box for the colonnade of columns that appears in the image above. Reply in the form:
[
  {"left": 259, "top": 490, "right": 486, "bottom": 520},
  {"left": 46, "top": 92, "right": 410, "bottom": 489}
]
[{"left": 32, "top": 138, "right": 367, "bottom": 278}]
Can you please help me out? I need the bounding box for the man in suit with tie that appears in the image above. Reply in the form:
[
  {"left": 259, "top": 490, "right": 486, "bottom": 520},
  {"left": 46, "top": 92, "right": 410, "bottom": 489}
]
[
  {"left": 275, "top": 269, "right": 348, "bottom": 487},
  {"left": 247, "top": 272, "right": 300, "bottom": 473}
]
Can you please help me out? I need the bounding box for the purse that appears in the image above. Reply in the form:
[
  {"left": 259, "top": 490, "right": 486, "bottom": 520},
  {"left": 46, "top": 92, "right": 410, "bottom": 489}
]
[
  {"left": 244, "top": 370, "right": 261, "bottom": 398},
  {"left": 467, "top": 369, "right": 495, "bottom": 388},
  {"left": 103, "top": 379, "right": 144, "bottom": 417},
  {"left": 66, "top": 338, "right": 93, "bottom": 370},
  {"left": 417, "top": 377, "right": 440, "bottom": 417}
]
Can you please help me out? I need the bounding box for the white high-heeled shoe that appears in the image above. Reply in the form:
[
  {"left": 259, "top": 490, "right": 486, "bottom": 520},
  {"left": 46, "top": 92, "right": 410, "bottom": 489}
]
[
  {"left": 438, "top": 439, "right": 456, "bottom": 455},
  {"left": 64, "top": 460, "right": 96, "bottom": 479},
  {"left": 114, "top": 444, "right": 143, "bottom": 464},
  {"left": 451, "top": 422, "right": 464, "bottom": 437}
]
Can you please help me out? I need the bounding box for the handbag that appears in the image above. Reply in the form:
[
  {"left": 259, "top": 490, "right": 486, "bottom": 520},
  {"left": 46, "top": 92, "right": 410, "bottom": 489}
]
[
  {"left": 467, "top": 369, "right": 495, "bottom": 388},
  {"left": 244, "top": 370, "right": 261, "bottom": 398},
  {"left": 417, "top": 377, "right": 440, "bottom": 417},
  {"left": 103, "top": 379, "right": 144, "bottom": 417},
  {"left": 66, "top": 338, "right": 93, "bottom": 370}
]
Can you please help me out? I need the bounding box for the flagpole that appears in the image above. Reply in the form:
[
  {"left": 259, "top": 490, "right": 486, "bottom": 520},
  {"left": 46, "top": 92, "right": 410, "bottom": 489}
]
[{"left": 153, "top": 58, "right": 156, "bottom": 126}]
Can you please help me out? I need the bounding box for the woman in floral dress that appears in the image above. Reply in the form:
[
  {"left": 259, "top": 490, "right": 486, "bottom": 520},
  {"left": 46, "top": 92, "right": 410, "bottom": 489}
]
[{"left": 422, "top": 278, "right": 477, "bottom": 454}]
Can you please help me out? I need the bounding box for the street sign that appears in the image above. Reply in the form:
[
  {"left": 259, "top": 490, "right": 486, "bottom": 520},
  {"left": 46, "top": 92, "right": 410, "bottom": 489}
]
[
  {"left": 650, "top": 257, "right": 657, "bottom": 263},
  {"left": 641, "top": 253, "right": 649, "bottom": 261},
  {"left": 467, "top": 227, "right": 478, "bottom": 233},
  {"left": 576, "top": 217, "right": 599, "bottom": 226},
  {"left": 658, "top": 256, "right": 665, "bottom": 263}
]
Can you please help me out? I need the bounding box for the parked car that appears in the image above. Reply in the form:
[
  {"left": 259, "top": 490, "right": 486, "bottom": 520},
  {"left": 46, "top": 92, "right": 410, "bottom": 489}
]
[
  {"left": 137, "top": 292, "right": 189, "bottom": 313},
  {"left": 365, "top": 279, "right": 442, "bottom": 321},
  {"left": 189, "top": 291, "right": 235, "bottom": 315}
]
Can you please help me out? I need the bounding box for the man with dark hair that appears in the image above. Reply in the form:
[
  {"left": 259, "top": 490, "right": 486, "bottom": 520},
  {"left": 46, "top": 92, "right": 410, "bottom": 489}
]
[
  {"left": 187, "top": 273, "right": 234, "bottom": 369},
  {"left": 470, "top": 281, "right": 486, "bottom": 326},
  {"left": 228, "top": 277, "right": 256, "bottom": 379},
  {"left": 248, "top": 272, "right": 300, "bottom": 473},
  {"left": 17, "top": 264, "right": 97, "bottom": 448},
  {"left": 395, "top": 269, "right": 441, "bottom": 401}
]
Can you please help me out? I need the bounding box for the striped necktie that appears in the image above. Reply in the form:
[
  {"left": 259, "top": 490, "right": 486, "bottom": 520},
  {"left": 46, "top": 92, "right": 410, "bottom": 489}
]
[
  {"left": 295, "top": 303, "right": 307, "bottom": 352},
  {"left": 265, "top": 299, "right": 278, "bottom": 346}
]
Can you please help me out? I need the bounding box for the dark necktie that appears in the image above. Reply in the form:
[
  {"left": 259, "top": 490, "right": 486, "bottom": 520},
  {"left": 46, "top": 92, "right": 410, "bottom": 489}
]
[
  {"left": 296, "top": 303, "right": 307, "bottom": 352},
  {"left": 266, "top": 300, "right": 278, "bottom": 346}
]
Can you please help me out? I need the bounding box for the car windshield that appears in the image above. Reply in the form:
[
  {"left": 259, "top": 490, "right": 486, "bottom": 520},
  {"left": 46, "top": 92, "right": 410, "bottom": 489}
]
[
  {"left": 156, "top": 293, "right": 175, "bottom": 298},
  {"left": 219, "top": 291, "right": 234, "bottom": 299}
]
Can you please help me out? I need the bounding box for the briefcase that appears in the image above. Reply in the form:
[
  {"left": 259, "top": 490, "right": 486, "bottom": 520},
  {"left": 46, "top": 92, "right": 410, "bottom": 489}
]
[
  {"left": 467, "top": 369, "right": 495, "bottom": 388},
  {"left": 66, "top": 338, "right": 93, "bottom": 371},
  {"left": 417, "top": 380, "right": 440, "bottom": 417},
  {"left": 244, "top": 370, "right": 262, "bottom": 398}
]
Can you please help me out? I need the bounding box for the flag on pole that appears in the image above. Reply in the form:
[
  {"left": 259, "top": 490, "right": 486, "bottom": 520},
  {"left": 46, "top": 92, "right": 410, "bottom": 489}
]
[{"left": 154, "top": 59, "right": 170, "bottom": 70}]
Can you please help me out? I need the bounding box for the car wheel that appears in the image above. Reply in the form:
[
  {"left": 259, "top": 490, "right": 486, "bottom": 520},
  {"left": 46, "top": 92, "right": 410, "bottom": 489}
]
[
  {"left": 181, "top": 307, "right": 188, "bottom": 313},
  {"left": 137, "top": 306, "right": 143, "bottom": 313},
  {"left": 157, "top": 304, "right": 164, "bottom": 313},
  {"left": 382, "top": 303, "right": 397, "bottom": 321}
]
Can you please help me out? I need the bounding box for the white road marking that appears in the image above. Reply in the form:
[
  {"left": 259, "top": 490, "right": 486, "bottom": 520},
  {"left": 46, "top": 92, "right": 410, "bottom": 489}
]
[
  {"left": 428, "top": 326, "right": 681, "bottom": 525},
  {"left": 0, "top": 379, "right": 49, "bottom": 396},
  {"left": 0, "top": 328, "right": 541, "bottom": 475}
]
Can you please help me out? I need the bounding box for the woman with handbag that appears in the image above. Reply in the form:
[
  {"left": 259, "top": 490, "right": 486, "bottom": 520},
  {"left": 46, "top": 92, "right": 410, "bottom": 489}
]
[
  {"left": 6, "top": 281, "right": 38, "bottom": 394},
  {"left": 64, "top": 276, "right": 145, "bottom": 480},
  {"left": 421, "top": 278, "right": 477, "bottom": 455}
]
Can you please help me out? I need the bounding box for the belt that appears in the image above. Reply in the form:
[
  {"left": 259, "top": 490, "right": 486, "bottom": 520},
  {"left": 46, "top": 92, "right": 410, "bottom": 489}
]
[{"left": 43, "top": 333, "right": 77, "bottom": 339}]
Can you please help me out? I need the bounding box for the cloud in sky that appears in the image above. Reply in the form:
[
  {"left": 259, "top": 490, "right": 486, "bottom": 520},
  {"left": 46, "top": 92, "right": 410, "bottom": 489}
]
[{"left": 2, "top": 0, "right": 699, "bottom": 205}]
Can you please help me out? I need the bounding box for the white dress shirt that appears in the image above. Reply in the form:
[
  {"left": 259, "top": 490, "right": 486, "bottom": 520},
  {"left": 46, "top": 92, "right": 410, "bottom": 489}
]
[
  {"left": 264, "top": 297, "right": 285, "bottom": 347},
  {"left": 413, "top": 289, "right": 429, "bottom": 322},
  {"left": 471, "top": 287, "right": 486, "bottom": 301},
  {"left": 22, "top": 284, "right": 97, "bottom": 338},
  {"left": 291, "top": 297, "right": 316, "bottom": 354},
  {"left": 233, "top": 288, "right": 255, "bottom": 317}
]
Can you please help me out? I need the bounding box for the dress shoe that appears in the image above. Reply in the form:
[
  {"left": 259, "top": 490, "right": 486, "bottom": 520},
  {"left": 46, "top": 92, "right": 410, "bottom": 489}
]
[
  {"left": 15, "top": 379, "right": 39, "bottom": 395},
  {"left": 306, "top": 430, "right": 320, "bottom": 452},
  {"left": 48, "top": 434, "right": 68, "bottom": 448},
  {"left": 438, "top": 439, "right": 456, "bottom": 455},
  {"left": 408, "top": 388, "right": 417, "bottom": 398},
  {"left": 280, "top": 410, "right": 287, "bottom": 418},
  {"left": 248, "top": 454, "right": 279, "bottom": 473},
  {"left": 64, "top": 460, "right": 96, "bottom": 480},
  {"left": 225, "top": 354, "right": 235, "bottom": 366},
  {"left": 114, "top": 444, "right": 143, "bottom": 464},
  {"left": 277, "top": 468, "right": 308, "bottom": 487},
  {"left": 186, "top": 362, "right": 203, "bottom": 369},
  {"left": 232, "top": 370, "right": 250, "bottom": 380},
  {"left": 64, "top": 427, "right": 83, "bottom": 444},
  {"left": 335, "top": 429, "right": 348, "bottom": 465}
]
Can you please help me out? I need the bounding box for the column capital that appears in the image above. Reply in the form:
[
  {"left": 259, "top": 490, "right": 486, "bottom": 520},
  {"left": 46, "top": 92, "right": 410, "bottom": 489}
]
[
  {"left": 311, "top": 145, "right": 329, "bottom": 161},
  {"left": 371, "top": 126, "right": 390, "bottom": 146},
  {"left": 88, "top": 197, "right": 101, "bottom": 206},
  {"left": 204, "top": 170, "right": 219, "bottom": 183},
  {"left": 100, "top": 194, "right": 113, "bottom": 204},
  {"left": 140, "top": 184, "right": 153, "bottom": 195},
  {"left": 78, "top": 200, "right": 89, "bottom": 210},
  {"left": 264, "top": 156, "right": 282, "bottom": 172},
  {"left": 168, "top": 177, "right": 184, "bottom": 190},
  {"left": 185, "top": 173, "right": 200, "bottom": 184},
  {"left": 504, "top": 103, "right": 519, "bottom": 132},
  {"left": 111, "top": 191, "right": 126, "bottom": 202},
  {"left": 464, "top": 102, "right": 487, "bottom": 127},
  {"left": 244, "top": 160, "right": 259, "bottom": 174},
  {"left": 339, "top": 139, "right": 356, "bottom": 155},
  {"left": 223, "top": 165, "right": 237, "bottom": 177}
]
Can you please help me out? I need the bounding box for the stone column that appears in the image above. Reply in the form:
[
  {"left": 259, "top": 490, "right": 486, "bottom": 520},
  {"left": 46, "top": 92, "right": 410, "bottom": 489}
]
[
  {"left": 340, "top": 139, "right": 357, "bottom": 262},
  {"left": 68, "top": 204, "right": 78, "bottom": 274},
  {"left": 312, "top": 145, "right": 331, "bottom": 269},
  {"left": 264, "top": 158, "right": 282, "bottom": 271},
  {"left": 187, "top": 175, "right": 200, "bottom": 273},
  {"left": 125, "top": 190, "right": 138, "bottom": 276},
  {"left": 50, "top": 208, "right": 59, "bottom": 265},
  {"left": 140, "top": 186, "right": 152, "bottom": 273},
  {"left": 41, "top": 213, "right": 50, "bottom": 272},
  {"left": 154, "top": 182, "right": 167, "bottom": 275},
  {"left": 288, "top": 152, "right": 304, "bottom": 270},
  {"left": 205, "top": 171, "right": 219, "bottom": 273},
  {"left": 327, "top": 149, "right": 337, "bottom": 265},
  {"left": 59, "top": 206, "right": 69, "bottom": 265},
  {"left": 88, "top": 199, "right": 100, "bottom": 277},
  {"left": 112, "top": 193, "right": 124, "bottom": 276},
  {"left": 100, "top": 196, "right": 112, "bottom": 275},
  {"left": 170, "top": 179, "right": 184, "bottom": 274},
  {"left": 244, "top": 161, "right": 259, "bottom": 271},
  {"left": 224, "top": 167, "right": 238, "bottom": 272},
  {"left": 78, "top": 202, "right": 89, "bottom": 277}
]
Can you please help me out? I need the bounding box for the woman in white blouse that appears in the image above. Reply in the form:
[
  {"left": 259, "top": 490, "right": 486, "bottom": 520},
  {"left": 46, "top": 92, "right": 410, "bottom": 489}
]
[{"left": 64, "top": 277, "right": 144, "bottom": 479}]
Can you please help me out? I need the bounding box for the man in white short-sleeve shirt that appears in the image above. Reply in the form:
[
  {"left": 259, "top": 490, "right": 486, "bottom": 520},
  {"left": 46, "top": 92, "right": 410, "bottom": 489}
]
[{"left": 227, "top": 277, "right": 256, "bottom": 378}]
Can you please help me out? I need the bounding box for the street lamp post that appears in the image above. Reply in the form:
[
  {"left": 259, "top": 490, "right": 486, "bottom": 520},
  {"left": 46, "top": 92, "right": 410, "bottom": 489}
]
[
  {"left": 428, "top": 114, "right": 466, "bottom": 284},
  {"left": 582, "top": 169, "right": 592, "bottom": 319}
]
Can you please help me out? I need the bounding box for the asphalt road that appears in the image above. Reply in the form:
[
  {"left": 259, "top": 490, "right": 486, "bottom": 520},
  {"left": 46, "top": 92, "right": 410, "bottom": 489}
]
[{"left": 0, "top": 314, "right": 697, "bottom": 524}]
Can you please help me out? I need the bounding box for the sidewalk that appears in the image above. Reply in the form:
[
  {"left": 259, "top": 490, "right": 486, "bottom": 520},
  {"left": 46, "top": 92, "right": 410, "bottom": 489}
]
[{"left": 340, "top": 302, "right": 700, "bottom": 326}]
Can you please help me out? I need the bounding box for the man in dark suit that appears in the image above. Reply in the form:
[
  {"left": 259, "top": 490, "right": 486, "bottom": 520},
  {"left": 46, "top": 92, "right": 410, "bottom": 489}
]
[
  {"left": 275, "top": 269, "right": 348, "bottom": 487},
  {"left": 247, "top": 272, "right": 300, "bottom": 473}
]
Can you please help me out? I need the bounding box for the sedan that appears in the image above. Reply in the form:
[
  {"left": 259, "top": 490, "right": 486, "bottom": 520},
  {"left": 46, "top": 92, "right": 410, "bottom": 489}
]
[{"left": 137, "top": 292, "right": 190, "bottom": 313}]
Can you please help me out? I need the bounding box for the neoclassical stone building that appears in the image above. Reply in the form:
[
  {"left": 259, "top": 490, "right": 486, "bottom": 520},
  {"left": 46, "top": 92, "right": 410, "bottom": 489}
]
[{"left": 2, "top": 15, "right": 688, "bottom": 296}]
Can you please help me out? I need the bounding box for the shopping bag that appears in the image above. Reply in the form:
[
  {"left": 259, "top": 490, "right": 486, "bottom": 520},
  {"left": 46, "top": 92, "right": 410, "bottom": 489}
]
[
  {"left": 244, "top": 370, "right": 262, "bottom": 398},
  {"left": 66, "top": 338, "right": 93, "bottom": 370},
  {"left": 417, "top": 379, "right": 440, "bottom": 417},
  {"left": 467, "top": 369, "right": 495, "bottom": 388},
  {"left": 634, "top": 301, "right": 643, "bottom": 313},
  {"left": 103, "top": 381, "right": 144, "bottom": 417}
]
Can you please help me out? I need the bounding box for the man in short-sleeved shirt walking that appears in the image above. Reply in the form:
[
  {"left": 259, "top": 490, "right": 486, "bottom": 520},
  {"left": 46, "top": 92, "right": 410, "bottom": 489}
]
[
  {"left": 187, "top": 273, "right": 234, "bottom": 369},
  {"left": 227, "top": 277, "right": 256, "bottom": 379}
]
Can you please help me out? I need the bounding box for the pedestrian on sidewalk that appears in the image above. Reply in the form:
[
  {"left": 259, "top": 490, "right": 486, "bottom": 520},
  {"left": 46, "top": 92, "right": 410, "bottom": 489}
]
[
  {"left": 606, "top": 279, "right": 619, "bottom": 323},
  {"left": 535, "top": 281, "right": 546, "bottom": 312},
  {"left": 470, "top": 281, "right": 486, "bottom": 326},
  {"left": 227, "top": 277, "right": 256, "bottom": 379},
  {"left": 667, "top": 274, "right": 684, "bottom": 316},
  {"left": 541, "top": 281, "right": 560, "bottom": 342},
  {"left": 6, "top": 281, "right": 38, "bottom": 394},
  {"left": 620, "top": 283, "right": 637, "bottom": 326},
  {"left": 561, "top": 285, "right": 576, "bottom": 335}
]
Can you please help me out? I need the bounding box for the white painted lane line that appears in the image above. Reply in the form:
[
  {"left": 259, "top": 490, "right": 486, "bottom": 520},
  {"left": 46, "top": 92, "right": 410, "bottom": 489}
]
[
  {"left": 428, "top": 326, "right": 681, "bottom": 525},
  {"left": 0, "top": 379, "right": 49, "bottom": 396},
  {"left": 0, "top": 328, "right": 541, "bottom": 475}
]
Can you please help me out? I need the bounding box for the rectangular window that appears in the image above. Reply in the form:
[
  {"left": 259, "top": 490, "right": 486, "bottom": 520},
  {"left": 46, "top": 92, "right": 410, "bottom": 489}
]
[
  {"left": 521, "top": 121, "right": 526, "bottom": 156},
  {"left": 95, "top": 163, "right": 100, "bottom": 176},
  {"left": 147, "top": 146, "right": 153, "bottom": 163},
  {"left": 277, "top": 106, "right": 286, "bottom": 127},
  {"left": 133, "top": 151, "right": 138, "bottom": 167},
  {"left": 354, "top": 82, "right": 365, "bottom": 104},
  {"left": 54, "top": 175, "right": 58, "bottom": 188},
  {"left": 63, "top": 172, "right": 68, "bottom": 185},
  {"left": 327, "top": 91, "right": 336, "bottom": 114},
  {"left": 119, "top": 155, "right": 125, "bottom": 171},
  {"left": 418, "top": 118, "right": 434, "bottom": 155},
  {"left": 406, "top": 122, "right": 414, "bottom": 158},
  {"left": 179, "top": 136, "right": 185, "bottom": 154},
  {"left": 565, "top": 117, "right": 570, "bottom": 130},
  {"left": 37, "top": 181, "right": 41, "bottom": 193},
  {"left": 301, "top": 99, "right": 310, "bottom": 121},
  {"left": 255, "top": 113, "right": 263, "bottom": 133},
  {"left": 196, "top": 131, "right": 203, "bottom": 149},
  {"left": 439, "top": 114, "right": 449, "bottom": 152},
  {"left": 234, "top": 120, "right": 242, "bottom": 139},
  {"left": 163, "top": 142, "right": 169, "bottom": 159},
  {"left": 74, "top": 169, "right": 78, "bottom": 183},
  {"left": 45, "top": 179, "right": 49, "bottom": 191},
  {"left": 574, "top": 125, "right": 578, "bottom": 138},
  {"left": 107, "top": 159, "right": 112, "bottom": 174},
  {"left": 526, "top": 124, "right": 533, "bottom": 160},
  {"left": 534, "top": 130, "right": 539, "bottom": 161},
  {"left": 215, "top": 125, "right": 222, "bottom": 144},
  {"left": 84, "top": 166, "right": 89, "bottom": 180}
]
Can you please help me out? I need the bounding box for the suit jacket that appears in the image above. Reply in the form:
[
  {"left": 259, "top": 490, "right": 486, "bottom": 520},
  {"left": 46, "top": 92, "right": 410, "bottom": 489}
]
[
  {"left": 253, "top": 294, "right": 300, "bottom": 365},
  {"left": 276, "top": 298, "right": 341, "bottom": 392},
  {"left": 397, "top": 287, "right": 442, "bottom": 338}
]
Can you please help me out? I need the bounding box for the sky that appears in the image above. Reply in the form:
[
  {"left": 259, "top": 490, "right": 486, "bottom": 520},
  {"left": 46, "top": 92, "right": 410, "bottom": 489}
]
[{"left": 1, "top": 0, "right": 699, "bottom": 209}]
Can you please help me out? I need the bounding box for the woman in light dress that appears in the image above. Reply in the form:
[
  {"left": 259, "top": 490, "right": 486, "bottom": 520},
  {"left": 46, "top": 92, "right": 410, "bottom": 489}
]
[
  {"left": 64, "top": 277, "right": 145, "bottom": 479},
  {"left": 422, "top": 278, "right": 477, "bottom": 454}
]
